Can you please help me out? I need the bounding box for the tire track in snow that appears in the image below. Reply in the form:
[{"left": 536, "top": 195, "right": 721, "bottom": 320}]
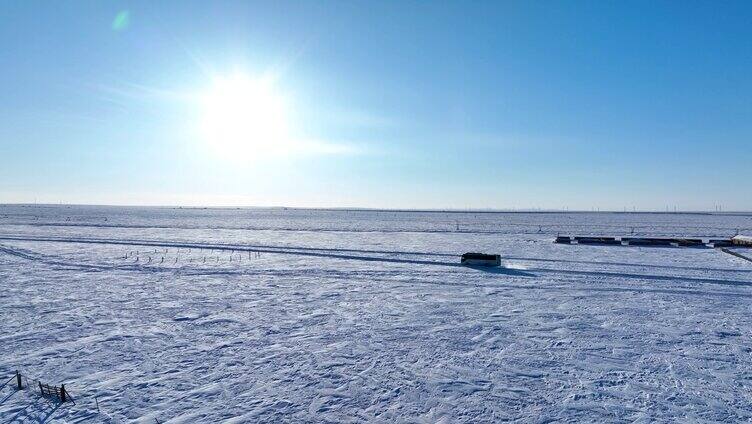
[
  {"left": 3, "top": 220, "right": 750, "bottom": 235},
  {"left": 4, "top": 233, "right": 750, "bottom": 274},
  {"left": 2, "top": 235, "right": 750, "bottom": 287},
  {"left": 0, "top": 234, "right": 481, "bottom": 270},
  {"left": 0, "top": 243, "right": 141, "bottom": 272},
  {"left": 526, "top": 267, "right": 752, "bottom": 288},
  {"left": 0, "top": 233, "right": 457, "bottom": 258}
]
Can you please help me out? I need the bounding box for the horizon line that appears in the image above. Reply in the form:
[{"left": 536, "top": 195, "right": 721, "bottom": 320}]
[{"left": 1, "top": 203, "right": 751, "bottom": 215}]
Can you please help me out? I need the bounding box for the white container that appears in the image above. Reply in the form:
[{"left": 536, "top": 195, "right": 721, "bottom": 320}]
[{"left": 732, "top": 235, "right": 752, "bottom": 246}]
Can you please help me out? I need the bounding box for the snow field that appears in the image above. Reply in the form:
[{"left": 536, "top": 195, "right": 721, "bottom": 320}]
[{"left": 1, "top": 206, "right": 752, "bottom": 422}]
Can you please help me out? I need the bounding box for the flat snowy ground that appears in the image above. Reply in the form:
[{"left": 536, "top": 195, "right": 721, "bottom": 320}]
[{"left": 1, "top": 206, "right": 752, "bottom": 423}]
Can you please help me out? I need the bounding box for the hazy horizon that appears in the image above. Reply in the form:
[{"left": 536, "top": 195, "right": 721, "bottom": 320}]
[{"left": 2, "top": 202, "right": 749, "bottom": 214}]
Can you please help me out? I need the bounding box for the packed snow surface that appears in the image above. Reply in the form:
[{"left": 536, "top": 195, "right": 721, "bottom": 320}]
[{"left": 1, "top": 205, "right": 752, "bottom": 422}]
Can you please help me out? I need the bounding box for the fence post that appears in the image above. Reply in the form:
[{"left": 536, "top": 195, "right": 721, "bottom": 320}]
[
  {"left": 60, "top": 384, "right": 66, "bottom": 402},
  {"left": 39, "top": 381, "right": 43, "bottom": 396},
  {"left": 16, "top": 371, "right": 22, "bottom": 389}
]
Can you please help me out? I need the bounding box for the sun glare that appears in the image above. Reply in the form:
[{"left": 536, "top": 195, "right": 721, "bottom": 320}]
[{"left": 200, "top": 73, "right": 290, "bottom": 158}]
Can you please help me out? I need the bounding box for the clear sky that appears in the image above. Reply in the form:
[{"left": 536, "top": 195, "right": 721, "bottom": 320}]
[{"left": 1, "top": 1, "right": 751, "bottom": 210}]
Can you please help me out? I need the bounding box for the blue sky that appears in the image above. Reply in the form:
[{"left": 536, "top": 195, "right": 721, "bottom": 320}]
[{"left": 1, "top": 1, "right": 750, "bottom": 210}]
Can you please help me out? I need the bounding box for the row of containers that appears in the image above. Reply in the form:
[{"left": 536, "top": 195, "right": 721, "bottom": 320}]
[{"left": 555, "top": 235, "right": 752, "bottom": 248}]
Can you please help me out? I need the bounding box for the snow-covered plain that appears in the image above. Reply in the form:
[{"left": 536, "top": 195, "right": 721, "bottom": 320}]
[{"left": 1, "top": 205, "right": 752, "bottom": 422}]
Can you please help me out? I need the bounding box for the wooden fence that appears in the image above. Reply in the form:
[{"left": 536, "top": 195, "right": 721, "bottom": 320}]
[{"left": 4, "top": 371, "right": 74, "bottom": 404}]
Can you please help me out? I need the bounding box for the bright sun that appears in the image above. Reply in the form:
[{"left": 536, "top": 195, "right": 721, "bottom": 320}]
[{"left": 200, "top": 73, "right": 290, "bottom": 157}]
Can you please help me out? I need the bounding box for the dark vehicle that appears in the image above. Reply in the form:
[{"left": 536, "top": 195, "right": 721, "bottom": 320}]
[{"left": 461, "top": 252, "right": 501, "bottom": 267}]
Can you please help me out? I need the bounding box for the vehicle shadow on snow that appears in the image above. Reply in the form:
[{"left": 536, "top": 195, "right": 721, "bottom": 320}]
[{"left": 463, "top": 265, "right": 536, "bottom": 277}]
